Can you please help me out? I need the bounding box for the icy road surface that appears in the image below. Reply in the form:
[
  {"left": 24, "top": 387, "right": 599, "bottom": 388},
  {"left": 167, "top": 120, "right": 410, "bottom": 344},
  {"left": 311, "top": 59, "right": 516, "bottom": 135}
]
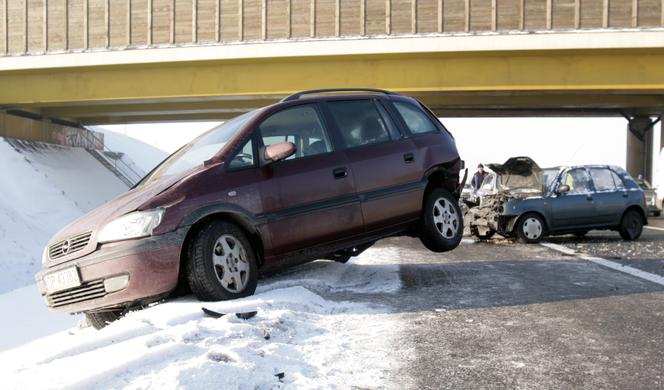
[{"left": 0, "top": 248, "right": 410, "bottom": 390}]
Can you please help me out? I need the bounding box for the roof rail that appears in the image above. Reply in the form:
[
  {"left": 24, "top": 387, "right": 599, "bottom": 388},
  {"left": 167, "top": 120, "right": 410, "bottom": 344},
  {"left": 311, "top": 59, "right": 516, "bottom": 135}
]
[{"left": 280, "top": 88, "right": 398, "bottom": 102}]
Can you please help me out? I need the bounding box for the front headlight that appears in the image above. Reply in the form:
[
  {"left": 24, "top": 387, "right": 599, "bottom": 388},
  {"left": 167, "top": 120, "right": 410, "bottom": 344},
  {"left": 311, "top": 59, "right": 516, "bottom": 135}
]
[{"left": 97, "top": 209, "right": 165, "bottom": 243}]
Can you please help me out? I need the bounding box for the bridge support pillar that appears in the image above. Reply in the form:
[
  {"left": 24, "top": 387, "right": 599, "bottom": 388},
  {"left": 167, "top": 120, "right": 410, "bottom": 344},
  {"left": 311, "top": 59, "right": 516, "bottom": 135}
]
[{"left": 626, "top": 117, "right": 660, "bottom": 183}]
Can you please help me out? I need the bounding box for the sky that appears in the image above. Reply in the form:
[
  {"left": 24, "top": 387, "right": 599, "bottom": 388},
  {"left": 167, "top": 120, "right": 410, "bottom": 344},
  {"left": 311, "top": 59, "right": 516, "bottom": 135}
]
[{"left": 101, "top": 117, "right": 664, "bottom": 188}]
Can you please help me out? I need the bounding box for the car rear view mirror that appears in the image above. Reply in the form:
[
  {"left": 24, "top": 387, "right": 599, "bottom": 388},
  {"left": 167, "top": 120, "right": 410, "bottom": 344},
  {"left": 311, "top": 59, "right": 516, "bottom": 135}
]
[
  {"left": 558, "top": 184, "right": 570, "bottom": 194},
  {"left": 261, "top": 142, "right": 296, "bottom": 166}
]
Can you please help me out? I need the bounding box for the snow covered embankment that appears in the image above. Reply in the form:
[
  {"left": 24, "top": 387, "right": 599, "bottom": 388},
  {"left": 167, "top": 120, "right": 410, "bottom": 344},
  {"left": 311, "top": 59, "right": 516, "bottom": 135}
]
[
  {"left": 0, "top": 136, "right": 150, "bottom": 350},
  {"left": 1, "top": 248, "right": 409, "bottom": 389}
]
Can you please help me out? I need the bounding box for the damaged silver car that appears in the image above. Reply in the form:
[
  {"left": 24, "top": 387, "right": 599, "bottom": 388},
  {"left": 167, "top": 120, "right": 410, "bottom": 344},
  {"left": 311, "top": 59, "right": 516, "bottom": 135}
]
[{"left": 466, "top": 157, "right": 648, "bottom": 243}]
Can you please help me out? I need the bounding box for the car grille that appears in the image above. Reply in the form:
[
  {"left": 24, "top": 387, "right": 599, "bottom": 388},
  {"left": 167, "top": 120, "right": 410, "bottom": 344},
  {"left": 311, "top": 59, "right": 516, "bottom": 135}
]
[
  {"left": 49, "top": 232, "right": 92, "bottom": 260},
  {"left": 46, "top": 279, "right": 107, "bottom": 308}
]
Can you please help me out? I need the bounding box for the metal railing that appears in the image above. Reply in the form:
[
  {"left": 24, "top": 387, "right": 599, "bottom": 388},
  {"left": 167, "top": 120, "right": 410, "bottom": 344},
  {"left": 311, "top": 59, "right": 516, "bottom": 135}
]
[{"left": 79, "top": 126, "right": 144, "bottom": 187}]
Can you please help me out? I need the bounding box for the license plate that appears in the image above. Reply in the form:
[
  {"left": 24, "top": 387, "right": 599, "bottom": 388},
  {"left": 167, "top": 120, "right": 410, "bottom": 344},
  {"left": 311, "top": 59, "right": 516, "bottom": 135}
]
[{"left": 44, "top": 267, "right": 81, "bottom": 294}]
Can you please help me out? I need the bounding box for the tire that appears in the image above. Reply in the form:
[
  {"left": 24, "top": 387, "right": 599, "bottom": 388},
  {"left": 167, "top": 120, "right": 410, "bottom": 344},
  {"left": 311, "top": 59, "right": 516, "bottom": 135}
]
[
  {"left": 85, "top": 310, "right": 122, "bottom": 330},
  {"left": 419, "top": 187, "right": 464, "bottom": 252},
  {"left": 333, "top": 254, "right": 352, "bottom": 264},
  {"left": 573, "top": 230, "right": 588, "bottom": 238},
  {"left": 471, "top": 227, "right": 496, "bottom": 240},
  {"left": 654, "top": 211, "right": 661, "bottom": 217},
  {"left": 186, "top": 220, "right": 259, "bottom": 301},
  {"left": 619, "top": 210, "right": 643, "bottom": 241},
  {"left": 516, "top": 213, "right": 546, "bottom": 243}
]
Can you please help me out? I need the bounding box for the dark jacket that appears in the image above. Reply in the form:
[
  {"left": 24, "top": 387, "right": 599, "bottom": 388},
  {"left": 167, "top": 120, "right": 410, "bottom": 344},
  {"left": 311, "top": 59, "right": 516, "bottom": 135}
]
[{"left": 471, "top": 171, "right": 488, "bottom": 191}]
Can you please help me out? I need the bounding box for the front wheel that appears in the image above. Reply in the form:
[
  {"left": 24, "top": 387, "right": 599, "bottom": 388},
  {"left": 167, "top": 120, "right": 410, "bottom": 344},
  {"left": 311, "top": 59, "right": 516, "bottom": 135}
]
[
  {"left": 619, "top": 210, "right": 643, "bottom": 241},
  {"left": 516, "top": 213, "right": 546, "bottom": 243},
  {"left": 85, "top": 310, "right": 122, "bottom": 330},
  {"left": 419, "top": 188, "right": 463, "bottom": 252},
  {"left": 186, "top": 221, "right": 258, "bottom": 301}
]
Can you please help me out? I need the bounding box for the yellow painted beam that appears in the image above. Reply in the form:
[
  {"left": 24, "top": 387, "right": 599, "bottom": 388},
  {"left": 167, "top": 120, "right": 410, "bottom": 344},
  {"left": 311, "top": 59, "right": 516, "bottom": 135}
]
[{"left": 1, "top": 48, "right": 664, "bottom": 108}]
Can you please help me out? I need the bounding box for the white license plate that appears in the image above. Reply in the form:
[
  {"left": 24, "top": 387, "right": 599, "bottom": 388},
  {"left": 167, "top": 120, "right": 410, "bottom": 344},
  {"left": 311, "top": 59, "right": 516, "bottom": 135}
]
[{"left": 44, "top": 267, "right": 81, "bottom": 294}]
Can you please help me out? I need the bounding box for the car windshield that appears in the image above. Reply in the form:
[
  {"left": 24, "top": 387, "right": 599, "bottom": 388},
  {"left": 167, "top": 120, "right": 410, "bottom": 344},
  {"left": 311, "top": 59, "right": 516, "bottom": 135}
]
[{"left": 140, "top": 110, "right": 260, "bottom": 186}]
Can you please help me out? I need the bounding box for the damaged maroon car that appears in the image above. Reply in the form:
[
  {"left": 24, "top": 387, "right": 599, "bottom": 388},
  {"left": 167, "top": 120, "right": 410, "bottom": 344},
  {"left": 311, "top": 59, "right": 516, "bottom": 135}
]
[{"left": 37, "top": 89, "right": 464, "bottom": 328}]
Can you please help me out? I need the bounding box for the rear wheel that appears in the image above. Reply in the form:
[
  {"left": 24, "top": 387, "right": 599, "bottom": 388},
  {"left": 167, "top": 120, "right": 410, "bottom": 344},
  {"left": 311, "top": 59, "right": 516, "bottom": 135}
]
[
  {"left": 516, "top": 213, "right": 546, "bottom": 243},
  {"left": 419, "top": 188, "right": 463, "bottom": 252},
  {"left": 186, "top": 221, "right": 258, "bottom": 301},
  {"left": 573, "top": 230, "right": 589, "bottom": 238},
  {"left": 619, "top": 210, "right": 643, "bottom": 241},
  {"left": 85, "top": 310, "right": 122, "bottom": 330}
]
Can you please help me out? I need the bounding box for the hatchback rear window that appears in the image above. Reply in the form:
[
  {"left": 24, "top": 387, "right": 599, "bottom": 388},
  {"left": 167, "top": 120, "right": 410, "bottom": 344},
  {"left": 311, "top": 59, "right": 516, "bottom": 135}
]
[{"left": 393, "top": 101, "right": 439, "bottom": 135}]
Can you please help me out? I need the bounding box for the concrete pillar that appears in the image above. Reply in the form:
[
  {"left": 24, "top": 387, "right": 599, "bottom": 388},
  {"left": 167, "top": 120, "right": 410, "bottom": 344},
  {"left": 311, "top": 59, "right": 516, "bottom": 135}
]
[{"left": 626, "top": 117, "right": 657, "bottom": 182}]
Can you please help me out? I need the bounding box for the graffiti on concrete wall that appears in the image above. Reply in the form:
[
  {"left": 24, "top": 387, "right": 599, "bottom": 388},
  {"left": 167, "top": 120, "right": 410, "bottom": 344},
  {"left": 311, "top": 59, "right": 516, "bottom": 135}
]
[{"left": 50, "top": 126, "right": 104, "bottom": 150}]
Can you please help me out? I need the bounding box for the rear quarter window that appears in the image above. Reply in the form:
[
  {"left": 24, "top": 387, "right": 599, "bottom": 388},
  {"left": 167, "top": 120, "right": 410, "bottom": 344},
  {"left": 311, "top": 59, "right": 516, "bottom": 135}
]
[{"left": 393, "top": 101, "right": 439, "bottom": 135}]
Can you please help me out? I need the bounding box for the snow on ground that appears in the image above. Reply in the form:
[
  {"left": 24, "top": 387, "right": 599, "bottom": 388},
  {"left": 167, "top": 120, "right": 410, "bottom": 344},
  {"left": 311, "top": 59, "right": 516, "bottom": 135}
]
[
  {"left": 0, "top": 138, "right": 128, "bottom": 293},
  {"left": 0, "top": 248, "right": 409, "bottom": 389},
  {"left": 0, "top": 285, "right": 81, "bottom": 351}
]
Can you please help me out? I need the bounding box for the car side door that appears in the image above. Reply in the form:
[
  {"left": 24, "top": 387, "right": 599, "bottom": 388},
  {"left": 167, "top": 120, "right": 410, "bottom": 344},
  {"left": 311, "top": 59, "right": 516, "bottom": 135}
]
[
  {"left": 588, "top": 167, "right": 627, "bottom": 225},
  {"left": 253, "top": 103, "right": 364, "bottom": 256},
  {"left": 549, "top": 167, "right": 599, "bottom": 229},
  {"left": 323, "top": 98, "right": 422, "bottom": 233}
]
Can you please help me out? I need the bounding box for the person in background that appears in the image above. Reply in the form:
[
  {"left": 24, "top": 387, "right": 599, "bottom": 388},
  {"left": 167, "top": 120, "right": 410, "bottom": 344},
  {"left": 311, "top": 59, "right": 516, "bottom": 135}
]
[{"left": 471, "top": 163, "right": 488, "bottom": 191}]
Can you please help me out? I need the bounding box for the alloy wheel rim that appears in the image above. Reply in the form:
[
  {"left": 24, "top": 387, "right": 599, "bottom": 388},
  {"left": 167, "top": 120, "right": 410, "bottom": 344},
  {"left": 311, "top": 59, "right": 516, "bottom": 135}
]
[
  {"left": 212, "top": 234, "right": 249, "bottom": 293},
  {"left": 522, "top": 217, "right": 542, "bottom": 239},
  {"left": 432, "top": 197, "right": 459, "bottom": 239}
]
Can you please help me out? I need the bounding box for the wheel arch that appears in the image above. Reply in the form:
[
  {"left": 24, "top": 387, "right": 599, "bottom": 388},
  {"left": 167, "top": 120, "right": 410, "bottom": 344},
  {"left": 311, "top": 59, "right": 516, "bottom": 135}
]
[
  {"left": 622, "top": 205, "right": 648, "bottom": 225},
  {"left": 512, "top": 210, "right": 549, "bottom": 234},
  {"left": 423, "top": 161, "right": 462, "bottom": 200},
  {"left": 177, "top": 209, "right": 266, "bottom": 291}
]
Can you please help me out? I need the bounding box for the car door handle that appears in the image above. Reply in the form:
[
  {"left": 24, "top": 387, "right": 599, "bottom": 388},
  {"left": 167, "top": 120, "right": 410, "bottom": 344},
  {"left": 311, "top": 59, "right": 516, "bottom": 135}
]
[
  {"left": 403, "top": 153, "right": 414, "bottom": 163},
  {"left": 586, "top": 195, "right": 594, "bottom": 201},
  {"left": 622, "top": 192, "right": 629, "bottom": 198},
  {"left": 333, "top": 167, "right": 348, "bottom": 179}
]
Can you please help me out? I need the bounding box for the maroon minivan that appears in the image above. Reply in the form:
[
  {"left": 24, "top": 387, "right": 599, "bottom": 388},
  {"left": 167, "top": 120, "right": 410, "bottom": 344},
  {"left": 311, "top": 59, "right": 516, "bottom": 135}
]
[{"left": 37, "top": 89, "right": 465, "bottom": 328}]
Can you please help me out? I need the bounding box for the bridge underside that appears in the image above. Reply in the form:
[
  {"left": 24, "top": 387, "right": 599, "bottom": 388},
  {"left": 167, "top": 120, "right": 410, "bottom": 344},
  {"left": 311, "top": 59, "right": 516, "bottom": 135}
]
[
  {"left": 1, "top": 37, "right": 663, "bottom": 124},
  {"left": 1, "top": 33, "right": 663, "bottom": 182}
]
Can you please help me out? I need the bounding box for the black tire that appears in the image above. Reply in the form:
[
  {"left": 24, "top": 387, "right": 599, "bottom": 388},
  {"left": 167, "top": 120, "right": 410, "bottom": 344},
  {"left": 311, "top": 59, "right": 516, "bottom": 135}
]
[
  {"left": 471, "top": 227, "right": 496, "bottom": 240},
  {"left": 186, "top": 220, "right": 258, "bottom": 301},
  {"left": 419, "top": 187, "right": 463, "bottom": 252},
  {"left": 619, "top": 210, "right": 643, "bottom": 241},
  {"left": 573, "top": 230, "right": 589, "bottom": 238},
  {"left": 85, "top": 310, "right": 122, "bottom": 330},
  {"left": 516, "top": 212, "right": 547, "bottom": 243},
  {"left": 654, "top": 211, "right": 661, "bottom": 217},
  {"left": 333, "top": 254, "right": 352, "bottom": 264}
]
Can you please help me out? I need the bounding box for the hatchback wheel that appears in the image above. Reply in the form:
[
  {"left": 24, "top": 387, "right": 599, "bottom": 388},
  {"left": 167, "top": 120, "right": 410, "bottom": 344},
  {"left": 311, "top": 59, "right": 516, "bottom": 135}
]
[
  {"left": 186, "top": 221, "right": 258, "bottom": 301},
  {"left": 419, "top": 188, "right": 463, "bottom": 252},
  {"left": 516, "top": 213, "right": 546, "bottom": 243},
  {"left": 85, "top": 310, "right": 122, "bottom": 330},
  {"left": 619, "top": 210, "right": 643, "bottom": 241}
]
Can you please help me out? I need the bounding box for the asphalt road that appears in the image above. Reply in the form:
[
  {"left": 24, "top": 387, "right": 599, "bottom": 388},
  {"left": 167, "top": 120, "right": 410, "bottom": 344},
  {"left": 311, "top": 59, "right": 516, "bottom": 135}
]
[{"left": 373, "top": 218, "right": 664, "bottom": 389}]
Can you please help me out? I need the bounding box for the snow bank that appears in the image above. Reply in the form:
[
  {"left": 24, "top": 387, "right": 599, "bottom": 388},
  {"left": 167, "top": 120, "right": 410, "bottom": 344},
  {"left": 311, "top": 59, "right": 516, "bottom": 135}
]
[
  {"left": 0, "top": 138, "right": 128, "bottom": 293},
  {"left": 0, "top": 248, "right": 406, "bottom": 389}
]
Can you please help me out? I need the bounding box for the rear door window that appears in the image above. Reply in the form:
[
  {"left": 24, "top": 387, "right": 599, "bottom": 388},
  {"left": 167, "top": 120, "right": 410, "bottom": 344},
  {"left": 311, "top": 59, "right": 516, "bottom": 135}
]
[
  {"left": 258, "top": 105, "right": 333, "bottom": 159},
  {"left": 393, "top": 101, "right": 439, "bottom": 135},
  {"left": 326, "top": 100, "right": 393, "bottom": 148},
  {"left": 589, "top": 168, "right": 617, "bottom": 192}
]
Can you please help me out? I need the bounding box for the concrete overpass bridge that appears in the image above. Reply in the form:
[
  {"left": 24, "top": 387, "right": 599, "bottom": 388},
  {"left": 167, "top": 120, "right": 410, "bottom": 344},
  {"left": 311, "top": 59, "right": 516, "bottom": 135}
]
[{"left": 1, "top": 0, "right": 663, "bottom": 180}]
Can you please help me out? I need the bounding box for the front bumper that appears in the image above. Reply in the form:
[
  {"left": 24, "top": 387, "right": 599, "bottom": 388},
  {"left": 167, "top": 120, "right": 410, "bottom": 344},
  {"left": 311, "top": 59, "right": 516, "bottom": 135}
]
[{"left": 36, "top": 229, "right": 185, "bottom": 314}]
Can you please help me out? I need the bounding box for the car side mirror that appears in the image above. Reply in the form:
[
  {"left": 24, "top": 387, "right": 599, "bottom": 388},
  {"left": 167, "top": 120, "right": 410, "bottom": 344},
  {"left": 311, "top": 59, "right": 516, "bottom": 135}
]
[
  {"left": 558, "top": 184, "right": 570, "bottom": 194},
  {"left": 260, "top": 142, "right": 296, "bottom": 166}
]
